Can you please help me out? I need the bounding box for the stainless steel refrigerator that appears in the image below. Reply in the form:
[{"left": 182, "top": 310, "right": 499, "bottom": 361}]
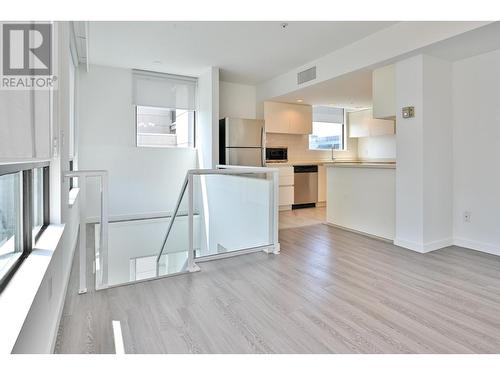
[{"left": 219, "top": 118, "right": 265, "bottom": 166}]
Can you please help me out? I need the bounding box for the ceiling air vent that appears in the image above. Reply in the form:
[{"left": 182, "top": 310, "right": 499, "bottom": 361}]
[{"left": 297, "top": 66, "right": 316, "bottom": 85}]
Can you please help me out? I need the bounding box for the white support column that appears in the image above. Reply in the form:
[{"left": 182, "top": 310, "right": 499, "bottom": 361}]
[{"left": 394, "top": 55, "right": 453, "bottom": 253}]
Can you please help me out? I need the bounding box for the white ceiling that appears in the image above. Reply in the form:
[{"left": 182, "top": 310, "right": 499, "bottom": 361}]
[
  {"left": 270, "top": 22, "right": 500, "bottom": 109},
  {"left": 88, "top": 21, "right": 396, "bottom": 84},
  {"left": 272, "top": 68, "right": 374, "bottom": 109}
]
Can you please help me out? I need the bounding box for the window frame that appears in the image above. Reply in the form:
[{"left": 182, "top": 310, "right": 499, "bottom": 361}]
[
  {"left": 0, "top": 161, "right": 50, "bottom": 292},
  {"left": 308, "top": 121, "right": 347, "bottom": 151},
  {"left": 69, "top": 159, "right": 75, "bottom": 190},
  {"left": 134, "top": 105, "right": 196, "bottom": 149}
]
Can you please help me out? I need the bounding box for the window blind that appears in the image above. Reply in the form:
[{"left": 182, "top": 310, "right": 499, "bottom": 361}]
[
  {"left": 0, "top": 89, "right": 51, "bottom": 161},
  {"left": 312, "top": 106, "right": 344, "bottom": 124},
  {"left": 132, "top": 69, "right": 197, "bottom": 110}
]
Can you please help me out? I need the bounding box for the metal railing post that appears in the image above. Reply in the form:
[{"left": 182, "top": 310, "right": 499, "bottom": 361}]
[
  {"left": 187, "top": 173, "right": 195, "bottom": 271},
  {"left": 272, "top": 170, "right": 280, "bottom": 254},
  {"left": 64, "top": 170, "right": 108, "bottom": 293},
  {"left": 78, "top": 178, "right": 87, "bottom": 294},
  {"left": 100, "top": 173, "right": 109, "bottom": 288}
]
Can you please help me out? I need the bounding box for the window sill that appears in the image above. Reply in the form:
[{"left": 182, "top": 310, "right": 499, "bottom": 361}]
[
  {"left": 0, "top": 224, "right": 65, "bottom": 354},
  {"left": 68, "top": 187, "right": 80, "bottom": 207}
]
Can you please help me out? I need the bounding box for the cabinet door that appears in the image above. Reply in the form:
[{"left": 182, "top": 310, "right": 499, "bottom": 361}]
[
  {"left": 373, "top": 64, "right": 396, "bottom": 120},
  {"left": 277, "top": 166, "right": 294, "bottom": 178},
  {"left": 288, "top": 104, "right": 312, "bottom": 134},
  {"left": 317, "top": 165, "right": 326, "bottom": 202},
  {"left": 348, "top": 109, "right": 394, "bottom": 138},
  {"left": 279, "top": 175, "right": 294, "bottom": 186},
  {"left": 279, "top": 186, "right": 294, "bottom": 206},
  {"left": 264, "top": 101, "right": 290, "bottom": 133},
  {"left": 369, "top": 118, "right": 395, "bottom": 136},
  {"left": 348, "top": 110, "right": 370, "bottom": 138},
  {"left": 264, "top": 101, "right": 312, "bottom": 134}
]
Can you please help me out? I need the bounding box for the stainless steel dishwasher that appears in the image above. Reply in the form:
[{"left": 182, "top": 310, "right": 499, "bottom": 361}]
[{"left": 293, "top": 165, "right": 318, "bottom": 209}]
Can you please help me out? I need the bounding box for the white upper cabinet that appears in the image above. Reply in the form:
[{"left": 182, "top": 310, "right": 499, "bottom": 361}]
[
  {"left": 372, "top": 64, "right": 396, "bottom": 120},
  {"left": 264, "top": 101, "right": 312, "bottom": 134},
  {"left": 348, "top": 109, "right": 395, "bottom": 138}
]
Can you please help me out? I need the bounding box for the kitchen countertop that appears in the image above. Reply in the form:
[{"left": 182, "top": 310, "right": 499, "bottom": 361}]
[
  {"left": 324, "top": 161, "right": 396, "bottom": 169},
  {"left": 266, "top": 160, "right": 396, "bottom": 169}
]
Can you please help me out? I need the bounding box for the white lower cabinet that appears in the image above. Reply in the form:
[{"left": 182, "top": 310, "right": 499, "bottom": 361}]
[
  {"left": 318, "top": 165, "right": 326, "bottom": 202},
  {"left": 276, "top": 166, "right": 294, "bottom": 208},
  {"left": 279, "top": 186, "right": 294, "bottom": 206}
]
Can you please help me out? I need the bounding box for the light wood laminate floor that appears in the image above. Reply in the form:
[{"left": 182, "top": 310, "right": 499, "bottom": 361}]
[
  {"left": 279, "top": 206, "right": 326, "bottom": 229},
  {"left": 55, "top": 223, "right": 500, "bottom": 353}
]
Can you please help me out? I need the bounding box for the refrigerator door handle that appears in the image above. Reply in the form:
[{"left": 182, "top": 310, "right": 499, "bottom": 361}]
[{"left": 261, "top": 127, "right": 265, "bottom": 167}]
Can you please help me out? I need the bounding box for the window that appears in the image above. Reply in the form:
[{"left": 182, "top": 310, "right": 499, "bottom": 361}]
[
  {"left": 132, "top": 69, "right": 197, "bottom": 148},
  {"left": 136, "top": 106, "right": 195, "bottom": 148},
  {"left": 309, "top": 106, "right": 345, "bottom": 151},
  {"left": 309, "top": 121, "right": 344, "bottom": 150},
  {"left": 69, "top": 159, "right": 77, "bottom": 190},
  {"left": 0, "top": 172, "right": 22, "bottom": 287},
  {"left": 0, "top": 162, "right": 49, "bottom": 291},
  {"left": 32, "top": 168, "right": 45, "bottom": 243}
]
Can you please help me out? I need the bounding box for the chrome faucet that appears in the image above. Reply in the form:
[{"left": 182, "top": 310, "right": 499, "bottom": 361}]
[{"left": 331, "top": 147, "right": 336, "bottom": 161}]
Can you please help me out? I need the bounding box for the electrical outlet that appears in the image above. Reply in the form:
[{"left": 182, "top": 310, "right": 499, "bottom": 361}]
[{"left": 463, "top": 211, "right": 471, "bottom": 223}]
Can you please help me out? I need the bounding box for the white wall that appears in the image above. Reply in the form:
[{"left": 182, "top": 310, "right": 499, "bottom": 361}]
[
  {"left": 357, "top": 135, "right": 396, "bottom": 160},
  {"left": 78, "top": 64, "right": 198, "bottom": 219},
  {"left": 394, "top": 54, "right": 453, "bottom": 253},
  {"left": 452, "top": 49, "right": 500, "bottom": 255},
  {"left": 12, "top": 195, "right": 80, "bottom": 353},
  {"left": 12, "top": 22, "right": 81, "bottom": 353},
  {"left": 327, "top": 166, "right": 395, "bottom": 240},
  {"left": 219, "top": 81, "right": 257, "bottom": 119},
  {"left": 197, "top": 67, "right": 220, "bottom": 168}
]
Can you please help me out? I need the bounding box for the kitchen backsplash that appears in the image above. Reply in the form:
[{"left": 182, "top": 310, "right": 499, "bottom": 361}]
[
  {"left": 266, "top": 133, "right": 358, "bottom": 161},
  {"left": 266, "top": 132, "right": 396, "bottom": 162}
]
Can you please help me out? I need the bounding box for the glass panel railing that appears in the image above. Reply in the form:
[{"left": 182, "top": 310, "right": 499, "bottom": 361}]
[
  {"left": 94, "top": 178, "right": 201, "bottom": 289},
  {"left": 93, "top": 165, "right": 279, "bottom": 290},
  {"left": 194, "top": 172, "right": 274, "bottom": 258}
]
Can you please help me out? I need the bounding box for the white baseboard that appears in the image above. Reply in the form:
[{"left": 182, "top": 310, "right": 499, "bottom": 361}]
[
  {"left": 454, "top": 237, "right": 500, "bottom": 257},
  {"left": 395, "top": 235, "right": 500, "bottom": 257},
  {"left": 424, "top": 238, "right": 454, "bottom": 252},
  {"left": 394, "top": 238, "right": 427, "bottom": 253},
  {"left": 393, "top": 237, "right": 453, "bottom": 253},
  {"left": 326, "top": 222, "right": 393, "bottom": 243}
]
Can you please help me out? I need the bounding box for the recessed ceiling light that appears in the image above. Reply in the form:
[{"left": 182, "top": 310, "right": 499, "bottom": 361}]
[
  {"left": 281, "top": 23, "right": 289, "bottom": 29},
  {"left": 296, "top": 99, "right": 303, "bottom": 103}
]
